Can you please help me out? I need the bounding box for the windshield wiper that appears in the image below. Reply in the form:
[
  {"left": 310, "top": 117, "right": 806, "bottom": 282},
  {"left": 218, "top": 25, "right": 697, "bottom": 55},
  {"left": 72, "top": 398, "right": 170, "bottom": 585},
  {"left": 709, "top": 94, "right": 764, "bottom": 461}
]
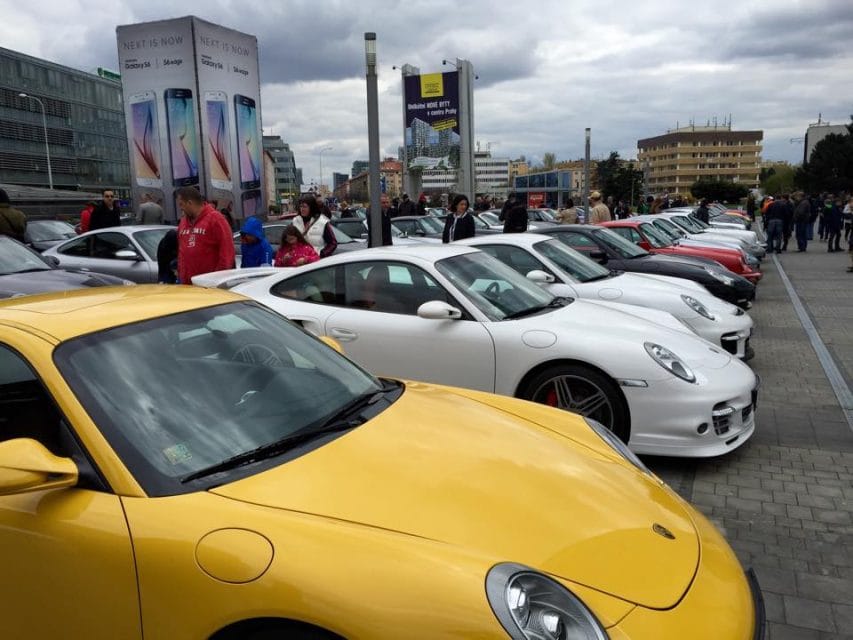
[
  {"left": 181, "top": 387, "right": 388, "bottom": 484},
  {"left": 11, "top": 267, "right": 51, "bottom": 274},
  {"left": 504, "top": 296, "right": 571, "bottom": 320}
]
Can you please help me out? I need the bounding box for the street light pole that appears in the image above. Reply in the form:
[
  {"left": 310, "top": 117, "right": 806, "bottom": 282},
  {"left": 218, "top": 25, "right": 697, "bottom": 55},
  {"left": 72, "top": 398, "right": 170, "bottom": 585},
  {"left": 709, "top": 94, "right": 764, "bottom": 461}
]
[
  {"left": 18, "top": 93, "right": 53, "bottom": 189},
  {"left": 365, "top": 33, "right": 383, "bottom": 248},
  {"left": 318, "top": 146, "right": 333, "bottom": 196}
]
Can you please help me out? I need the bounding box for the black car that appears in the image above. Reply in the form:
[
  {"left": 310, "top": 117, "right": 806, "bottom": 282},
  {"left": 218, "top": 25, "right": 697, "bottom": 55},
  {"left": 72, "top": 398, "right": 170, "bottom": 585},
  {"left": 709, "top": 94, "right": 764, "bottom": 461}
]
[
  {"left": 538, "top": 225, "right": 756, "bottom": 308},
  {"left": 23, "top": 219, "right": 78, "bottom": 252},
  {"left": 0, "top": 235, "right": 130, "bottom": 298}
]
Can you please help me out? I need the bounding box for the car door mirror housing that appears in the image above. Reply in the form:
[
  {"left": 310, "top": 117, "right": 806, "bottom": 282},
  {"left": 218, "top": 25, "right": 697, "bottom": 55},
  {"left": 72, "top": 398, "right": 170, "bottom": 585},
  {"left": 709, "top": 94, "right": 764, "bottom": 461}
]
[
  {"left": 115, "top": 249, "right": 142, "bottom": 261},
  {"left": 417, "top": 300, "right": 463, "bottom": 320},
  {"left": 639, "top": 241, "right": 652, "bottom": 251},
  {"left": 319, "top": 335, "right": 345, "bottom": 355},
  {"left": 0, "top": 438, "right": 78, "bottom": 496},
  {"left": 43, "top": 255, "right": 60, "bottom": 267},
  {"left": 526, "top": 270, "right": 555, "bottom": 284},
  {"left": 590, "top": 250, "right": 607, "bottom": 263}
]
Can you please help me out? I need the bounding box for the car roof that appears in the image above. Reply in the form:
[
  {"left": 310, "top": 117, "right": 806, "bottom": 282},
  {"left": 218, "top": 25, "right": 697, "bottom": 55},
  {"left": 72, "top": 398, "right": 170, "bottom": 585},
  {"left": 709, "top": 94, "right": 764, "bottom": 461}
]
[
  {"left": 297, "top": 242, "right": 480, "bottom": 267},
  {"left": 456, "top": 233, "right": 553, "bottom": 249},
  {"left": 0, "top": 285, "right": 242, "bottom": 343}
]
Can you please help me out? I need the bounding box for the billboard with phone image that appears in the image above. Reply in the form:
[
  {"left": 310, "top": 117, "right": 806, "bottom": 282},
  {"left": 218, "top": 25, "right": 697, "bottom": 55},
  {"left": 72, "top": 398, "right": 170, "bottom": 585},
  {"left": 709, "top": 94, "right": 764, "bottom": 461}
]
[{"left": 117, "top": 17, "right": 263, "bottom": 222}]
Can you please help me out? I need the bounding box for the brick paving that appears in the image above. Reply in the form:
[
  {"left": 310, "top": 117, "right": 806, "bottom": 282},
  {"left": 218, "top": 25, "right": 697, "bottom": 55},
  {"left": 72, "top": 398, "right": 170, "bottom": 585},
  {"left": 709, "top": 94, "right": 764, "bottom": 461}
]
[{"left": 645, "top": 237, "right": 853, "bottom": 639}]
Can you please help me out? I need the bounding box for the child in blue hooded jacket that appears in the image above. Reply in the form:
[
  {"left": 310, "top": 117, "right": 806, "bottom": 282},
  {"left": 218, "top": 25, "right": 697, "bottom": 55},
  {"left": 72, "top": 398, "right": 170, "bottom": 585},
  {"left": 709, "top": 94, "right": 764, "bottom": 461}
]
[{"left": 239, "top": 216, "right": 274, "bottom": 267}]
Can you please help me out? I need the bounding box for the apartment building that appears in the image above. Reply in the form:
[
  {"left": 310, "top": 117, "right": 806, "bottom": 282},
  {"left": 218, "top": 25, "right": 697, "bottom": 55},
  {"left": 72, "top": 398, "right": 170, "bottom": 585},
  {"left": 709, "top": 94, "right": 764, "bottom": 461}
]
[{"left": 637, "top": 126, "right": 762, "bottom": 195}]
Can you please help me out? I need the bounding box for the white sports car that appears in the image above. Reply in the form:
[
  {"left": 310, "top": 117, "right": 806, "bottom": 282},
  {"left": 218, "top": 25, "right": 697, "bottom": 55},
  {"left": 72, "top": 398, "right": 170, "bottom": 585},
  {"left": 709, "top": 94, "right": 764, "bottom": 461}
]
[
  {"left": 194, "top": 245, "right": 759, "bottom": 458},
  {"left": 457, "top": 233, "right": 755, "bottom": 359}
]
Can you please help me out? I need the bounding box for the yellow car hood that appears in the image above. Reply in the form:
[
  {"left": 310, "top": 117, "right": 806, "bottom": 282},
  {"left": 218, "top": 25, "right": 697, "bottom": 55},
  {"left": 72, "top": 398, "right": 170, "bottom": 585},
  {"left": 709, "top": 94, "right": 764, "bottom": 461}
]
[{"left": 211, "top": 382, "right": 699, "bottom": 609}]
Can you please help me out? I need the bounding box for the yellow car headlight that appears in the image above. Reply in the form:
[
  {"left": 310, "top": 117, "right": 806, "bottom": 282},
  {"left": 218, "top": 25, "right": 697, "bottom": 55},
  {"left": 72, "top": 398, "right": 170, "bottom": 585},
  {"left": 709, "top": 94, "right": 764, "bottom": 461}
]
[{"left": 486, "top": 563, "right": 609, "bottom": 640}]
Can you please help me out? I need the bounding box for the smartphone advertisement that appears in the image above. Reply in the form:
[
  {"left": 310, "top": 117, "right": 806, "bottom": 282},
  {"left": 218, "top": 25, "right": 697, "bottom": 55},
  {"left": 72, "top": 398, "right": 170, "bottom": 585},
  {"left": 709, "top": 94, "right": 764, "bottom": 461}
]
[{"left": 117, "top": 17, "right": 263, "bottom": 222}]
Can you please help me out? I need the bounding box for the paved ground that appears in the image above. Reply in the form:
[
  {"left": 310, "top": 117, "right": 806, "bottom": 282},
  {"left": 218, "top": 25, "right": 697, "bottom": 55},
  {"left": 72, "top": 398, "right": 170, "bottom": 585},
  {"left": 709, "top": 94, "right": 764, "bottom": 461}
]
[{"left": 644, "top": 233, "right": 853, "bottom": 639}]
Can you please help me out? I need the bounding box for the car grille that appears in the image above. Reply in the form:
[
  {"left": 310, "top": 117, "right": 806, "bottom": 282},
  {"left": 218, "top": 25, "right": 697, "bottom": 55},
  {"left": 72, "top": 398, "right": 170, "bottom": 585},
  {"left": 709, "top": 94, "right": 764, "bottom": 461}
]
[
  {"left": 712, "top": 404, "right": 735, "bottom": 435},
  {"left": 720, "top": 332, "right": 739, "bottom": 355}
]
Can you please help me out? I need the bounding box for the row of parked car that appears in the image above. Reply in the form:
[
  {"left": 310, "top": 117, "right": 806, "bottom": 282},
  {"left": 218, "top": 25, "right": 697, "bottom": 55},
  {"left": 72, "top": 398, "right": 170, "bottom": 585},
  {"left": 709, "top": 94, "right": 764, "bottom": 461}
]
[{"left": 0, "top": 204, "right": 766, "bottom": 638}]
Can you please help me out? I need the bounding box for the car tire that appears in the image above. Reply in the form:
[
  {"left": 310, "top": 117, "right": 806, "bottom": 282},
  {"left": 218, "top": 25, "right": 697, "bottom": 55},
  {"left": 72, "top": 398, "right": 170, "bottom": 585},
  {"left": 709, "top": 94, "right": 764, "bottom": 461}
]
[{"left": 520, "top": 363, "right": 630, "bottom": 443}]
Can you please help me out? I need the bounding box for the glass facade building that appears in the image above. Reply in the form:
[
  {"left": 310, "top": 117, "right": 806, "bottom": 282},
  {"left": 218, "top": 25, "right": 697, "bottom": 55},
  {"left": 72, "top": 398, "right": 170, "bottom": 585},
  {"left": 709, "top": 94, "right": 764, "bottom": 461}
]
[
  {"left": 513, "top": 169, "right": 579, "bottom": 207},
  {"left": 0, "top": 47, "right": 130, "bottom": 194},
  {"left": 262, "top": 135, "right": 299, "bottom": 203}
]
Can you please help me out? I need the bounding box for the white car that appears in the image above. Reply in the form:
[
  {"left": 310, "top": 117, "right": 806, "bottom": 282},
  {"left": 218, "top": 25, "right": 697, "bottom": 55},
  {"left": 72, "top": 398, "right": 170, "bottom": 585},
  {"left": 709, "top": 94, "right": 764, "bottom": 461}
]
[
  {"left": 457, "top": 234, "right": 755, "bottom": 359},
  {"left": 194, "top": 244, "right": 758, "bottom": 458},
  {"left": 659, "top": 210, "right": 762, "bottom": 247}
]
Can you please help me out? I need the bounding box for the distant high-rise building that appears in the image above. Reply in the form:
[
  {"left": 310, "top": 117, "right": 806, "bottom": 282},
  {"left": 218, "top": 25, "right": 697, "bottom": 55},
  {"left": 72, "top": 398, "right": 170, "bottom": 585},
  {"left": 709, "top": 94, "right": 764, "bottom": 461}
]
[
  {"left": 262, "top": 136, "right": 299, "bottom": 202},
  {"left": 351, "top": 160, "right": 369, "bottom": 177},
  {"left": 637, "top": 124, "right": 763, "bottom": 195},
  {"left": 332, "top": 172, "right": 348, "bottom": 192}
]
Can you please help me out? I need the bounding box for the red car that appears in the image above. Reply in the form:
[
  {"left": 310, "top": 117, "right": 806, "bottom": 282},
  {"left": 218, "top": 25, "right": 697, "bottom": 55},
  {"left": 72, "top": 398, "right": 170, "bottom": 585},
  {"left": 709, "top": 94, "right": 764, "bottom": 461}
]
[{"left": 600, "top": 219, "right": 762, "bottom": 284}]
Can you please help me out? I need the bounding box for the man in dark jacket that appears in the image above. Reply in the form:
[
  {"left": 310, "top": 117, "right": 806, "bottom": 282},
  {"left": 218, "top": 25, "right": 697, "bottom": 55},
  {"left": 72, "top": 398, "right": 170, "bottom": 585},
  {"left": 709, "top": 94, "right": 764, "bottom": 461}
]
[
  {"left": 397, "top": 193, "right": 416, "bottom": 217},
  {"left": 500, "top": 192, "right": 528, "bottom": 233},
  {"left": 792, "top": 192, "right": 811, "bottom": 252},
  {"left": 764, "top": 196, "right": 786, "bottom": 254},
  {"left": 0, "top": 188, "right": 27, "bottom": 242},
  {"left": 780, "top": 194, "right": 794, "bottom": 251},
  {"left": 89, "top": 189, "right": 122, "bottom": 231},
  {"left": 695, "top": 199, "right": 710, "bottom": 224}
]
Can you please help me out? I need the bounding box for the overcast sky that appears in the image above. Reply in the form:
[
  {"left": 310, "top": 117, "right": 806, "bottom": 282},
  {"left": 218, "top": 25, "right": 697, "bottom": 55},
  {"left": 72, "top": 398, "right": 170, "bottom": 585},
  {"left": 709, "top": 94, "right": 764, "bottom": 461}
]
[{"left": 3, "top": 0, "right": 852, "bottom": 185}]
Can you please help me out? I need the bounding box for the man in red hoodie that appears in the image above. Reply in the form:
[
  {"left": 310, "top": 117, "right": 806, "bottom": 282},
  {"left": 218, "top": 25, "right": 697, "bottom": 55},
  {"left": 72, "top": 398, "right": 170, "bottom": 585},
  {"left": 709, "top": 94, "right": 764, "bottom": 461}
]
[{"left": 176, "top": 187, "right": 235, "bottom": 284}]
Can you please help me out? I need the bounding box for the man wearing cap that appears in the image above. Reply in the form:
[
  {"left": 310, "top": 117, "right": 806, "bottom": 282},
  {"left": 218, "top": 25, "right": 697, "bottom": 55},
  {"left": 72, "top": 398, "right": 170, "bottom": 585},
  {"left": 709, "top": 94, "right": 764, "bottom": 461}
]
[
  {"left": 588, "top": 191, "right": 611, "bottom": 224},
  {"left": 397, "top": 193, "right": 416, "bottom": 217}
]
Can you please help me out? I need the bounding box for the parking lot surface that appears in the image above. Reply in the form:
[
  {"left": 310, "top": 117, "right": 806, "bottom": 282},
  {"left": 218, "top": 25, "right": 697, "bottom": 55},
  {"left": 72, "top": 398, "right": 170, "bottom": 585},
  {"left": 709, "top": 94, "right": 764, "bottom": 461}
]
[{"left": 645, "top": 241, "right": 853, "bottom": 639}]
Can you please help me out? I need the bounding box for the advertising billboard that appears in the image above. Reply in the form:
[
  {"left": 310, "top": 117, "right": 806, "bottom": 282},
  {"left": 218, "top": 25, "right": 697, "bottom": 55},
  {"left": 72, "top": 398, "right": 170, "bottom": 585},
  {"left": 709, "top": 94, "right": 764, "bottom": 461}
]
[
  {"left": 117, "top": 16, "right": 263, "bottom": 222},
  {"left": 403, "top": 71, "right": 460, "bottom": 171}
]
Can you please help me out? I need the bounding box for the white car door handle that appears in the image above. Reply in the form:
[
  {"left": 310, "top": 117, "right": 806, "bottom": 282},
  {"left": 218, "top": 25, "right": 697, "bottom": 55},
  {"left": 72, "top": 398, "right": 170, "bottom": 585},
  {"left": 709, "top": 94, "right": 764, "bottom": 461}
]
[{"left": 329, "top": 328, "right": 357, "bottom": 342}]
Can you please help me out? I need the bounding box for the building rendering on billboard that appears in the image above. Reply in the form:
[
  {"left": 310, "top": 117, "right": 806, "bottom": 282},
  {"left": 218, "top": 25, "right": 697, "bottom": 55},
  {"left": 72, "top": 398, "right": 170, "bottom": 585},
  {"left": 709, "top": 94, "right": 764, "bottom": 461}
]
[
  {"left": 116, "top": 16, "right": 263, "bottom": 222},
  {"left": 403, "top": 72, "right": 461, "bottom": 172}
]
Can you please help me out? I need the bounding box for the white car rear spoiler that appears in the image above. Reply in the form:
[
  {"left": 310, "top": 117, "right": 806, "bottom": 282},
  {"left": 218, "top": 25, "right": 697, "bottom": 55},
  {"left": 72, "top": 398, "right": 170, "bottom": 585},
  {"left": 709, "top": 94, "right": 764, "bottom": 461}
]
[{"left": 191, "top": 267, "right": 283, "bottom": 290}]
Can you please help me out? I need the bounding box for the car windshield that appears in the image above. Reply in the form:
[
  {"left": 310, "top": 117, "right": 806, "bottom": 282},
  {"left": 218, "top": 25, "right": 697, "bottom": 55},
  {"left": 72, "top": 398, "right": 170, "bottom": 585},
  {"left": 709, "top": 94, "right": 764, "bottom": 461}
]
[
  {"left": 651, "top": 218, "right": 686, "bottom": 240},
  {"left": 0, "top": 236, "right": 51, "bottom": 274},
  {"left": 418, "top": 216, "right": 444, "bottom": 233},
  {"left": 54, "top": 301, "right": 384, "bottom": 496},
  {"left": 590, "top": 227, "right": 648, "bottom": 258},
  {"left": 480, "top": 211, "right": 500, "bottom": 225},
  {"left": 533, "top": 238, "right": 611, "bottom": 282},
  {"left": 435, "top": 251, "right": 556, "bottom": 321},
  {"left": 638, "top": 223, "right": 673, "bottom": 248},
  {"left": 27, "top": 220, "right": 77, "bottom": 242},
  {"left": 133, "top": 228, "right": 171, "bottom": 260},
  {"left": 672, "top": 215, "right": 703, "bottom": 233}
]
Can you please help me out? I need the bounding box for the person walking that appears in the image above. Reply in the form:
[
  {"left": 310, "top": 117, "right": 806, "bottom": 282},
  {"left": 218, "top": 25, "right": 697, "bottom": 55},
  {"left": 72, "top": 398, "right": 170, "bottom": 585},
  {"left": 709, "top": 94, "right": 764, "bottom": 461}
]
[
  {"left": 238, "top": 216, "right": 274, "bottom": 267},
  {"left": 588, "top": 191, "right": 611, "bottom": 223},
  {"left": 366, "top": 193, "right": 394, "bottom": 247},
  {"left": 137, "top": 193, "right": 164, "bottom": 225},
  {"left": 443, "top": 194, "right": 476, "bottom": 242},
  {"left": 555, "top": 198, "right": 578, "bottom": 224},
  {"left": 293, "top": 195, "right": 337, "bottom": 257},
  {"left": 843, "top": 196, "right": 852, "bottom": 242},
  {"left": 824, "top": 197, "right": 843, "bottom": 252},
  {"left": 780, "top": 194, "right": 794, "bottom": 252},
  {"left": 792, "top": 192, "right": 811, "bottom": 252},
  {"left": 764, "top": 196, "right": 786, "bottom": 254},
  {"left": 0, "top": 188, "right": 27, "bottom": 242},
  {"left": 89, "top": 189, "right": 121, "bottom": 231},
  {"left": 695, "top": 199, "right": 711, "bottom": 224},
  {"left": 416, "top": 194, "right": 428, "bottom": 216},
  {"left": 500, "top": 192, "right": 528, "bottom": 233},
  {"left": 746, "top": 193, "right": 756, "bottom": 223},
  {"left": 176, "top": 187, "right": 236, "bottom": 284},
  {"left": 274, "top": 225, "right": 319, "bottom": 267}
]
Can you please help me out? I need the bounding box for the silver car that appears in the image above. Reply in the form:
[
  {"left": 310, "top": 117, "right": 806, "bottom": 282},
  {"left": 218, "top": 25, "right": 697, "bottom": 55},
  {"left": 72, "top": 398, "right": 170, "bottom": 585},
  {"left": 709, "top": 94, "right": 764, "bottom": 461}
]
[{"left": 43, "top": 225, "right": 173, "bottom": 283}]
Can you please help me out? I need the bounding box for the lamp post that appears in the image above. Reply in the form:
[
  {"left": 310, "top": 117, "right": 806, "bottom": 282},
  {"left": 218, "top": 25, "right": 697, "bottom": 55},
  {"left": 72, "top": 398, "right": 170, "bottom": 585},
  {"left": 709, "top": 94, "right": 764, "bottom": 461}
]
[
  {"left": 18, "top": 92, "right": 53, "bottom": 189},
  {"left": 365, "top": 32, "right": 383, "bottom": 248},
  {"left": 318, "top": 146, "right": 333, "bottom": 196}
]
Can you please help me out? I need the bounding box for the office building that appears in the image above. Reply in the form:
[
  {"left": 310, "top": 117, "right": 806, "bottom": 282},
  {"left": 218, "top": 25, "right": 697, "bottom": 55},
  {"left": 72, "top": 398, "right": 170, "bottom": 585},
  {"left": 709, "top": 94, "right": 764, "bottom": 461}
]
[
  {"left": 803, "top": 119, "right": 848, "bottom": 164},
  {"left": 0, "top": 46, "right": 130, "bottom": 193},
  {"left": 262, "top": 135, "right": 299, "bottom": 204},
  {"left": 637, "top": 125, "right": 762, "bottom": 195},
  {"left": 351, "top": 160, "right": 368, "bottom": 178}
]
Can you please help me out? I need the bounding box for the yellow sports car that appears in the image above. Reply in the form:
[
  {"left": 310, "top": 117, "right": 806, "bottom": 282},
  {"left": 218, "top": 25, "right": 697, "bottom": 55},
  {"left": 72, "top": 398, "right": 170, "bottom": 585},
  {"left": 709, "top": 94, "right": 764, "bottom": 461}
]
[{"left": 0, "top": 286, "right": 764, "bottom": 639}]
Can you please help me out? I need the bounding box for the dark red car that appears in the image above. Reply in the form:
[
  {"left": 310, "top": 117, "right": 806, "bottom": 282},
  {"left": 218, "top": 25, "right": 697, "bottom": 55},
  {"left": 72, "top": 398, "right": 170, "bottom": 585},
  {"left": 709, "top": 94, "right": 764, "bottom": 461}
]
[{"left": 599, "top": 219, "right": 762, "bottom": 284}]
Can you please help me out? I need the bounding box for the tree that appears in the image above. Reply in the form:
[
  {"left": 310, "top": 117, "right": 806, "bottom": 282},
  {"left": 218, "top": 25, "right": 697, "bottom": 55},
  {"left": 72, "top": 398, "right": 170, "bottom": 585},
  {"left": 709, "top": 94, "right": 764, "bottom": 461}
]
[
  {"left": 762, "top": 165, "right": 795, "bottom": 195},
  {"left": 794, "top": 117, "right": 853, "bottom": 193},
  {"left": 542, "top": 152, "right": 556, "bottom": 170},
  {"left": 595, "top": 152, "right": 644, "bottom": 205},
  {"left": 691, "top": 179, "right": 748, "bottom": 203}
]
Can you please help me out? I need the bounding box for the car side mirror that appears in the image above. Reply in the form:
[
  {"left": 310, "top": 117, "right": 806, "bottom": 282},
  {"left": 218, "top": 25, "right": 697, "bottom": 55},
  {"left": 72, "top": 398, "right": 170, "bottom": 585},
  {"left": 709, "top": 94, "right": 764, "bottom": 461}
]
[
  {"left": 526, "top": 269, "right": 555, "bottom": 284},
  {"left": 590, "top": 250, "right": 607, "bottom": 263},
  {"left": 417, "top": 300, "right": 463, "bottom": 320},
  {"left": 43, "top": 255, "right": 60, "bottom": 267},
  {"left": 0, "top": 438, "right": 78, "bottom": 496},
  {"left": 115, "top": 249, "right": 142, "bottom": 261},
  {"left": 638, "top": 240, "right": 652, "bottom": 251}
]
